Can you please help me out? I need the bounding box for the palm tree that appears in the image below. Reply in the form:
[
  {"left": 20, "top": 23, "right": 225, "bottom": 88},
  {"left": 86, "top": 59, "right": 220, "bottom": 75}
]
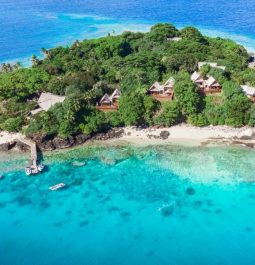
[
  {"left": 13, "top": 62, "right": 21, "bottom": 70},
  {"left": 31, "top": 55, "right": 39, "bottom": 66},
  {"left": 41, "top": 48, "right": 49, "bottom": 57}
]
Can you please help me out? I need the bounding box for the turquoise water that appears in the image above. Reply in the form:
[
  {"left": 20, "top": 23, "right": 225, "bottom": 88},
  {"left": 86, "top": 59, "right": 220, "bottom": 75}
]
[
  {"left": 1, "top": 144, "right": 255, "bottom": 265},
  {"left": 1, "top": 0, "right": 255, "bottom": 65}
]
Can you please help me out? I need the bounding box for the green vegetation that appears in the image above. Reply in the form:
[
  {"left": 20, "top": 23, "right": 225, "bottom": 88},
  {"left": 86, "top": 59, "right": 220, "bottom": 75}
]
[{"left": 0, "top": 23, "right": 254, "bottom": 139}]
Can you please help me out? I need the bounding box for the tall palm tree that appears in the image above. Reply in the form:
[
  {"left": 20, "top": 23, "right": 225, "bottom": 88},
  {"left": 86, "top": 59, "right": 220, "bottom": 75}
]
[{"left": 31, "top": 55, "right": 39, "bottom": 66}]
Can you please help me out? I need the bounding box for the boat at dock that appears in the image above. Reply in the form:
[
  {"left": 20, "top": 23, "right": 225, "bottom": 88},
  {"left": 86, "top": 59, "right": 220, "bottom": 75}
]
[
  {"left": 25, "top": 164, "right": 45, "bottom": 176},
  {"left": 49, "top": 183, "right": 66, "bottom": 191}
]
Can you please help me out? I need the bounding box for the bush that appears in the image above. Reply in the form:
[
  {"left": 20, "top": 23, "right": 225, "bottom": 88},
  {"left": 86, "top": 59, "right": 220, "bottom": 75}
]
[
  {"left": 80, "top": 111, "right": 109, "bottom": 135},
  {"left": 154, "top": 101, "right": 181, "bottom": 126},
  {"left": 188, "top": 113, "right": 208, "bottom": 127},
  {"left": 174, "top": 72, "right": 201, "bottom": 116},
  {"left": 1, "top": 117, "right": 23, "bottom": 132},
  {"left": 248, "top": 105, "right": 255, "bottom": 126},
  {"left": 224, "top": 94, "right": 251, "bottom": 127},
  {"left": 119, "top": 93, "right": 145, "bottom": 126},
  {"left": 107, "top": 111, "right": 124, "bottom": 127}
]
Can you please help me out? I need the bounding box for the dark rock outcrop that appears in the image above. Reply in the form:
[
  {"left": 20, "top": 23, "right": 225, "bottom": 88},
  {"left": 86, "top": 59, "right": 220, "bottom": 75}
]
[
  {"left": 0, "top": 143, "right": 11, "bottom": 151},
  {"left": 52, "top": 137, "right": 75, "bottom": 149},
  {"left": 159, "top": 131, "right": 170, "bottom": 140},
  {"left": 16, "top": 142, "right": 30, "bottom": 152},
  {"left": 0, "top": 141, "right": 16, "bottom": 151},
  {"left": 38, "top": 140, "right": 55, "bottom": 151},
  {"left": 74, "top": 134, "right": 91, "bottom": 145},
  {"left": 92, "top": 128, "right": 124, "bottom": 141}
]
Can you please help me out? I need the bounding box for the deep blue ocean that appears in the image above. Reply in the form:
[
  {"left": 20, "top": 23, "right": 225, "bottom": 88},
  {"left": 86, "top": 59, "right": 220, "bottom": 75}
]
[
  {"left": 1, "top": 144, "right": 255, "bottom": 265},
  {"left": 0, "top": 0, "right": 255, "bottom": 65}
]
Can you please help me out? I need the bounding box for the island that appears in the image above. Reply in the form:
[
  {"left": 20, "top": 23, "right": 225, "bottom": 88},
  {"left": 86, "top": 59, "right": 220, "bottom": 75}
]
[{"left": 0, "top": 23, "right": 255, "bottom": 151}]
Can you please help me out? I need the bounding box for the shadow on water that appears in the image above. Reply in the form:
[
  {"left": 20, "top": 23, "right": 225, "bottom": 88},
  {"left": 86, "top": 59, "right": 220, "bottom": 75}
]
[{"left": 37, "top": 148, "right": 44, "bottom": 164}]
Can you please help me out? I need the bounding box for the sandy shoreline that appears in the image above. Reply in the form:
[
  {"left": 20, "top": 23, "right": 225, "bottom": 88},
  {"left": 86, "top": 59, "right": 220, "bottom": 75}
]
[
  {"left": 1, "top": 124, "right": 255, "bottom": 151},
  {"left": 110, "top": 124, "right": 255, "bottom": 147},
  {"left": 0, "top": 131, "right": 22, "bottom": 145}
]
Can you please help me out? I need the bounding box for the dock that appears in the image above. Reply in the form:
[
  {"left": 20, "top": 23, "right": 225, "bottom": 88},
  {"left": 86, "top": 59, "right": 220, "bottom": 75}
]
[{"left": 17, "top": 138, "right": 38, "bottom": 167}]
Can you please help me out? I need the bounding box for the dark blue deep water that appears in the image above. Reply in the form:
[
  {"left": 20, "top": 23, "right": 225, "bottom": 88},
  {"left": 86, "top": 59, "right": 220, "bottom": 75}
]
[
  {"left": 1, "top": 144, "right": 255, "bottom": 265},
  {"left": 0, "top": 0, "right": 255, "bottom": 65}
]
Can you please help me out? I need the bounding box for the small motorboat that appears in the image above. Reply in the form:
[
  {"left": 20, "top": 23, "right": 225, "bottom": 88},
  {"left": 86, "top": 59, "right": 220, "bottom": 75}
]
[
  {"left": 49, "top": 183, "right": 66, "bottom": 191},
  {"left": 25, "top": 163, "right": 45, "bottom": 176},
  {"left": 38, "top": 164, "right": 45, "bottom": 172},
  {"left": 0, "top": 175, "right": 4, "bottom": 180},
  {"left": 25, "top": 167, "right": 32, "bottom": 176}
]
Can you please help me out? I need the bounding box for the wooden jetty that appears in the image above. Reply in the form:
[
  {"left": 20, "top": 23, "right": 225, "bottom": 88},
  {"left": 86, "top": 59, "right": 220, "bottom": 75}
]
[
  {"left": 16, "top": 138, "right": 44, "bottom": 175},
  {"left": 17, "top": 138, "right": 38, "bottom": 167}
]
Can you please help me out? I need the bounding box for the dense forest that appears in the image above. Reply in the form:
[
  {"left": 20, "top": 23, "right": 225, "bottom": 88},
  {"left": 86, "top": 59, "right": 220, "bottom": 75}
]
[{"left": 0, "top": 23, "right": 255, "bottom": 139}]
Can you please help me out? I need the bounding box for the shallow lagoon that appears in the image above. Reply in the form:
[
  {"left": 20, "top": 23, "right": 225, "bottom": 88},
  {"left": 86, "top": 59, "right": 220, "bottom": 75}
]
[{"left": 1, "top": 144, "right": 255, "bottom": 265}]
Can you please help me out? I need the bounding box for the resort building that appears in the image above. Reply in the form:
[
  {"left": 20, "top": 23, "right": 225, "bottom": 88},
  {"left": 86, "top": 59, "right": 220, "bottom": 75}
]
[
  {"left": 191, "top": 71, "right": 205, "bottom": 89},
  {"left": 204, "top": 76, "right": 222, "bottom": 93},
  {"left": 148, "top": 77, "right": 174, "bottom": 101},
  {"left": 241, "top": 85, "right": 255, "bottom": 102},
  {"left": 96, "top": 89, "right": 121, "bottom": 111},
  {"left": 198, "top": 62, "right": 226, "bottom": 71},
  {"left": 167, "top": 37, "right": 182, "bottom": 42},
  {"left": 31, "top": 92, "right": 66, "bottom": 115},
  {"left": 191, "top": 72, "right": 222, "bottom": 94}
]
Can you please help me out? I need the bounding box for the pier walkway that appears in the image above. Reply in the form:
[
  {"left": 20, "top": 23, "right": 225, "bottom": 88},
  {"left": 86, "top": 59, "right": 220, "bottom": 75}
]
[{"left": 17, "top": 138, "right": 38, "bottom": 167}]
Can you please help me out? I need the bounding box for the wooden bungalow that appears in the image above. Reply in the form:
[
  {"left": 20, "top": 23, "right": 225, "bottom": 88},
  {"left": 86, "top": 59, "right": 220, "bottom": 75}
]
[
  {"left": 148, "top": 77, "right": 174, "bottom": 101},
  {"left": 203, "top": 76, "right": 222, "bottom": 94},
  {"left": 111, "top": 88, "right": 121, "bottom": 104},
  {"left": 191, "top": 72, "right": 222, "bottom": 94},
  {"left": 241, "top": 85, "right": 255, "bottom": 102},
  {"left": 96, "top": 89, "right": 121, "bottom": 112},
  {"left": 191, "top": 71, "right": 205, "bottom": 90}
]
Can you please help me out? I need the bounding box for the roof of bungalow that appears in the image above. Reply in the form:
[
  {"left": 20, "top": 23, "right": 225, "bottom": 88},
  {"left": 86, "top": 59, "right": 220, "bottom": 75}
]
[
  {"left": 100, "top": 93, "right": 112, "bottom": 104},
  {"left": 38, "top": 93, "right": 66, "bottom": 111},
  {"left": 241, "top": 85, "right": 255, "bottom": 96},
  {"left": 191, "top": 71, "right": 204, "bottom": 82},
  {"left": 204, "top": 76, "right": 220, "bottom": 87},
  {"left": 164, "top": 77, "right": 175, "bottom": 88},
  {"left": 198, "top": 62, "right": 226, "bottom": 71},
  {"left": 149, "top": 82, "right": 163, "bottom": 92},
  {"left": 111, "top": 89, "right": 121, "bottom": 100}
]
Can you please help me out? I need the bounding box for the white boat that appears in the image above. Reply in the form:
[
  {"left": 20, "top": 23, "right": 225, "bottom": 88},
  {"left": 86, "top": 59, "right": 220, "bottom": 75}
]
[
  {"left": 38, "top": 164, "right": 45, "bottom": 172},
  {"left": 25, "top": 167, "right": 32, "bottom": 176},
  {"left": 25, "top": 163, "right": 45, "bottom": 176},
  {"left": 49, "top": 183, "right": 66, "bottom": 191}
]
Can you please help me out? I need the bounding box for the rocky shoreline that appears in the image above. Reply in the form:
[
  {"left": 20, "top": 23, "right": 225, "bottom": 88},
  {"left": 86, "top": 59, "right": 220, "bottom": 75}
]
[{"left": 0, "top": 128, "right": 126, "bottom": 153}]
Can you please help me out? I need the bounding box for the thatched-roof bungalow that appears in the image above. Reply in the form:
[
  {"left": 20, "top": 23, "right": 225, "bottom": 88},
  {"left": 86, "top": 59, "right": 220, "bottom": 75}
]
[
  {"left": 96, "top": 89, "right": 121, "bottom": 112},
  {"left": 191, "top": 72, "right": 222, "bottom": 94},
  {"left": 148, "top": 77, "right": 174, "bottom": 101},
  {"left": 241, "top": 85, "right": 255, "bottom": 102},
  {"left": 31, "top": 93, "right": 66, "bottom": 115}
]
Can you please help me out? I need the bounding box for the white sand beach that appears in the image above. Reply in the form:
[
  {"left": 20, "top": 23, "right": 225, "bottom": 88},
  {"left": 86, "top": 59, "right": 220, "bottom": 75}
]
[
  {"left": 113, "top": 124, "right": 255, "bottom": 146},
  {"left": 0, "top": 131, "right": 22, "bottom": 145}
]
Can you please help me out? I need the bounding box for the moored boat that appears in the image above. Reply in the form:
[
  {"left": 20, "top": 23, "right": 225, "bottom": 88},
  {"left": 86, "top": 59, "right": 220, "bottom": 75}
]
[
  {"left": 25, "top": 167, "right": 32, "bottom": 176},
  {"left": 38, "top": 164, "right": 45, "bottom": 172},
  {"left": 25, "top": 164, "right": 45, "bottom": 176},
  {"left": 49, "top": 183, "right": 66, "bottom": 191}
]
